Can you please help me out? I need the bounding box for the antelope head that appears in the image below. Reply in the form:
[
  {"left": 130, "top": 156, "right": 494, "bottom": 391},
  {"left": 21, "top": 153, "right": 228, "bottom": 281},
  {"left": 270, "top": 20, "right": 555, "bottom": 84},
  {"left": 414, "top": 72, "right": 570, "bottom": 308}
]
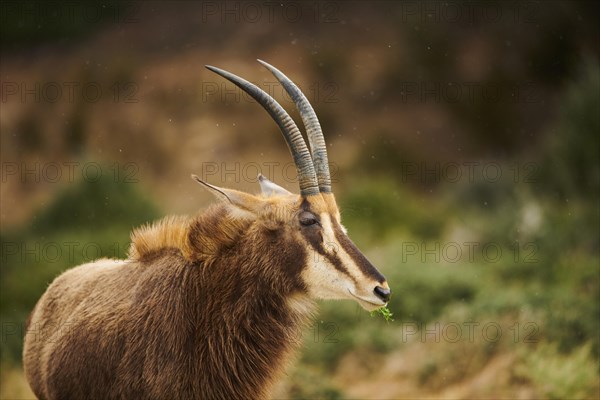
[{"left": 196, "top": 60, "right": 390, "bottom": 311}]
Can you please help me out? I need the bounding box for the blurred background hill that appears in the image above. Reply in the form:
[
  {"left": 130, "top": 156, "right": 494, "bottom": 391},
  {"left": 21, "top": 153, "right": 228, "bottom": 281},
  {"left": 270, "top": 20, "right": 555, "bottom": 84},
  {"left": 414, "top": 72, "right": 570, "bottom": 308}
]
[{"left": 1, "top": 1, "right": 599, "bottom": 398}]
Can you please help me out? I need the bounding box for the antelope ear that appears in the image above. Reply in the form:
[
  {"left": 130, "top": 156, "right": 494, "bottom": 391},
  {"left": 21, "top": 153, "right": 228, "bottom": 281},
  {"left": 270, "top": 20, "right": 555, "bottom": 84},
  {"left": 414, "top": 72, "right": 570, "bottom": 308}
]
[
  {"left": 192, "top": 175, "right": 262, "bottom": 213},
  {"left": 258, "top": 173, "right": 292, "bottom": 197}
]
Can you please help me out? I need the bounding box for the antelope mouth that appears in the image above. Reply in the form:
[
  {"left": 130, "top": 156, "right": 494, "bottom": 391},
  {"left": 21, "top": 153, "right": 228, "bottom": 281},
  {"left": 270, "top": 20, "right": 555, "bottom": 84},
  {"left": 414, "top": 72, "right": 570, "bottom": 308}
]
[{"left": 347, "top": 289, "right": 387, "bottom": 311}]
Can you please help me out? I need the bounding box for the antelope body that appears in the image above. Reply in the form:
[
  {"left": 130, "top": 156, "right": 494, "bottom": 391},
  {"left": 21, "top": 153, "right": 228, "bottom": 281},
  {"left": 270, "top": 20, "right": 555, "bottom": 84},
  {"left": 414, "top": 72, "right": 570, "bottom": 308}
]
[{"left": 23, "top": 61, "right": 391, "bottom": 399}]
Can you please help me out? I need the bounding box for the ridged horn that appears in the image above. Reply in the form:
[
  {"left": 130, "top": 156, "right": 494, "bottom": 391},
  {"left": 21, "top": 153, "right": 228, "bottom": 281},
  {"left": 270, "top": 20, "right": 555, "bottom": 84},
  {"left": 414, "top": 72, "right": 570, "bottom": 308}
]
[
  {"left": 257, "top": 59, "right": 332, "bottom": 193},
  {"left": 205, "top": 65, "right": 319, "bottom": 196}
]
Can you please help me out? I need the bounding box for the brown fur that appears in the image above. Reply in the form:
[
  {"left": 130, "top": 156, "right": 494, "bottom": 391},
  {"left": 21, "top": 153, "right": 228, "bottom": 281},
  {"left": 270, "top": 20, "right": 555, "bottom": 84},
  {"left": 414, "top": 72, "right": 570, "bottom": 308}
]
[{"left": 23, "top": 199, "right": 318, "bottom": 400}]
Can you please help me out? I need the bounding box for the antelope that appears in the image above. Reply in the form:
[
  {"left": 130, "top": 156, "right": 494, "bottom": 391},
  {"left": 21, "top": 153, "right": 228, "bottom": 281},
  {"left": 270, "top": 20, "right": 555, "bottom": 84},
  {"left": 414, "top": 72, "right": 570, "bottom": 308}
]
[{"left": 23, "top": 60, "right": 391, "bottom": 400}]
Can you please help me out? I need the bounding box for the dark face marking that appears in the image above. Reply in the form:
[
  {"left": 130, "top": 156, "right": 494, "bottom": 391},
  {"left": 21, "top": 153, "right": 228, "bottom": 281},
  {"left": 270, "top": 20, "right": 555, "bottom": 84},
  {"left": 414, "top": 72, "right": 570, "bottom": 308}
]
[
  {"left": 299, "top": 203, "right": 357, "bottom": 284},
  {"left": 265, "top": 228, "right": 308, "bottom": 293},
  {"left": 331, "top": 219, "right": 386, "bottom": 284},
  {"left": 298, "top": 211, "right": 319, "bottom": 227}
]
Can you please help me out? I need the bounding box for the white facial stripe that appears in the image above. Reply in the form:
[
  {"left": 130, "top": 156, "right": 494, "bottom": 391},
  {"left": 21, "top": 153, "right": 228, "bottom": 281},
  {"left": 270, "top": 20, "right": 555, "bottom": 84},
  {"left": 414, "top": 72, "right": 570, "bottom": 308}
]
[{"left": 319, "top": 214, "right": 363, "bottom": 283}]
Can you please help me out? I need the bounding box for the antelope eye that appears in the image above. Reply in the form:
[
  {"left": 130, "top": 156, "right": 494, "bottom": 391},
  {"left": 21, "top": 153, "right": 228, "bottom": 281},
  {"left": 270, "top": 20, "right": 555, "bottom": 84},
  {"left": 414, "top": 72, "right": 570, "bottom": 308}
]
[{"left": 299, "top": 212, "right": 319, "bottom": 227}]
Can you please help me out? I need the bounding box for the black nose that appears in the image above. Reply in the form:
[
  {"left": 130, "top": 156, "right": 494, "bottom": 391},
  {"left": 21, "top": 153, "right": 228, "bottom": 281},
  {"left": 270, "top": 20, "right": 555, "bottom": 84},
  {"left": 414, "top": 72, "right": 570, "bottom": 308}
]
[{"left": 374, "top": 286, "right": 391, "bottom": 302}]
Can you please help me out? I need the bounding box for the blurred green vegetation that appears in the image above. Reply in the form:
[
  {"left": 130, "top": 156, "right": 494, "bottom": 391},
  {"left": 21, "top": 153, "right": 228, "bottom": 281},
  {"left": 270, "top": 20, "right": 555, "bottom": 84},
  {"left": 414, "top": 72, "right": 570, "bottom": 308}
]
[
  {"left": 297, "top": 61, "right": 599, "bottom": 398},
  {"left": 284, "top": 365, "right": 344, "bottom": 400},
  {"left": 516, "top": 342, "right": 598, "bottom": 399},
  {"left": 540, "top": 58, "right": 600, "bottom": 200},
  {"left": 0, "top": 172, "right": 159, "bottom": 366}
]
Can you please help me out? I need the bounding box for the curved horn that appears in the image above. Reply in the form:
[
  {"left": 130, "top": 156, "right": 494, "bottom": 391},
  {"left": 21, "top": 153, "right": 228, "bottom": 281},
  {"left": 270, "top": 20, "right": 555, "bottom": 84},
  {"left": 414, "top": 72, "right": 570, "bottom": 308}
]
[
  {"left": 257, "top": 59, "right": 332, "bottom": 193},
  {"left": 205, "top": 65, "right": 319, "bottom": 196}
]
